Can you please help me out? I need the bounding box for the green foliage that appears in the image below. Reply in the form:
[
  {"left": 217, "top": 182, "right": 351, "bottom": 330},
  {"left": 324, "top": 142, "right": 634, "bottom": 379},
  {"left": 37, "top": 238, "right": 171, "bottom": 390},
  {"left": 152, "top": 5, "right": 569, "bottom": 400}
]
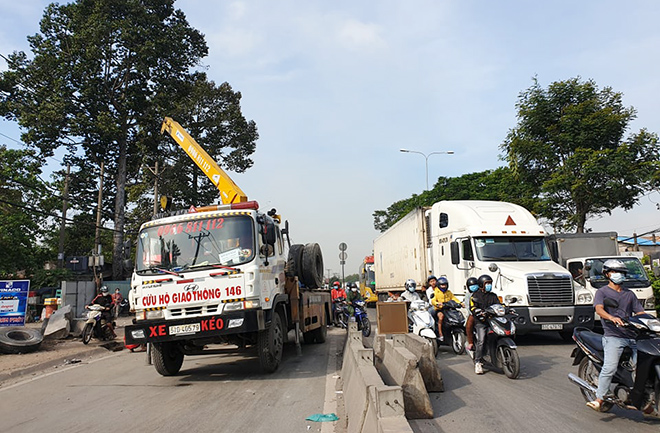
[
  {"left": 501, "top": 77, "right": 660, "bottom": 232},
  {"left": 0, "top": 146, "right": 54, "bottom": 275},
  {"left": 0, "top": 1, "right": 257, "bottom": 278},
  {"left": 648, "top": 271, "right": 660, "bottom": 314},
  {"left": 373, "top": 167, "right": 536, "bottom": 232},
  {"left": 31, "top": 268, "right": 72, "bottom": 291}
]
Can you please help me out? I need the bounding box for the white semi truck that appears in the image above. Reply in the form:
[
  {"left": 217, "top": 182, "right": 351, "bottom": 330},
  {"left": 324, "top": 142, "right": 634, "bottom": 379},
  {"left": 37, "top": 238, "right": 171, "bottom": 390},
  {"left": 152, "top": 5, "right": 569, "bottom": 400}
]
[
  {"left": 547, "top": 231, "right": 656, "bottom": 317},
  {"left": 374, "top": 200, "right": 595, "bottom": 337},
  {"left": 125, "top": 118, "right": 330, "bottom": 376}
]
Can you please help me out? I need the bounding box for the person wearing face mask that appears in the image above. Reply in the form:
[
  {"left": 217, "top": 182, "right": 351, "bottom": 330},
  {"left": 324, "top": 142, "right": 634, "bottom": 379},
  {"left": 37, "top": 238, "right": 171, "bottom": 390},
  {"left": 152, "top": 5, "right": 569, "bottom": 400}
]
[
  {"left": 430, "top": 277, "right": 460, "bottom": 342},
  {"left": 89, "top": 286, "right": 116, "bottom": 338},
  {"left": 587, "top": 259, "right": 644, "bottom": 411},
  {"left": 470, "top": 274, "right": 499, "bottom": 374},
  {"left": 464, "top": 277, "right": 479, "bottom": 352}
]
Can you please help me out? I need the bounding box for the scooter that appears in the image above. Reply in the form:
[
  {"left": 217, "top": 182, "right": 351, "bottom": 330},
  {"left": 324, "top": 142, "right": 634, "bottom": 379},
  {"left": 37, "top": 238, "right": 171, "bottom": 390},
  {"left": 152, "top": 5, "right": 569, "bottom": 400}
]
[
  {"left": 469, "top": 303, "right": 520, "bottom": 379},
  {"left": 408, "top": 300, "right": 438, "bottom": 356},
  {"left": 438, "top": 300, "right": 467, "bottom": 355},
  {"left": 568, "top": 299, "right": 660, "bottom": 417},
  {"left": 82, "top": 304, "right": 116, "bottom": 344},
  {"left": 118, "top": 298, "right": 130, "bottom": 316},
  {"left": 347, "top": 299, "right": 371, "bottom": 337}
]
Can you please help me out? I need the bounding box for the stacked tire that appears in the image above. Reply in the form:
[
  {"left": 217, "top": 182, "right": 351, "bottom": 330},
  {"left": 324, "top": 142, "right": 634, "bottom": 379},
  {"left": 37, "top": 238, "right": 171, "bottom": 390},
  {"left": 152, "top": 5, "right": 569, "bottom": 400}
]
[{"left": 286, "top": 243, "right": 324, "bottom": 289}]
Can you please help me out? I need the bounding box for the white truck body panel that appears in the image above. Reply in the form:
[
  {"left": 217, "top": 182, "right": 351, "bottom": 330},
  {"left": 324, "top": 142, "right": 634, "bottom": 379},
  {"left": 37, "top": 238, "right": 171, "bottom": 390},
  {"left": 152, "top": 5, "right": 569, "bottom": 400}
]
[{"left": 374, "top": 208, "right": 430, "bottom": 291}]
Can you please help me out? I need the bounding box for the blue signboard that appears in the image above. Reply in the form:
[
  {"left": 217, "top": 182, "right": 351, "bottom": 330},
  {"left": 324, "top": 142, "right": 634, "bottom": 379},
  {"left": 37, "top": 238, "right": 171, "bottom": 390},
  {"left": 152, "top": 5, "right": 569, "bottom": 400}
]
[{"left": 0, "top": 280, "right": 30, "bottom": 327}]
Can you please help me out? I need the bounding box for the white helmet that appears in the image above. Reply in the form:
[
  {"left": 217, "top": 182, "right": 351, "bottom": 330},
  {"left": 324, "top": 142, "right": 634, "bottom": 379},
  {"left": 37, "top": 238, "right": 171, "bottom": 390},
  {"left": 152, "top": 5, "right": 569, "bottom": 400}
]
[
  {"left": 602, "top": 259, "right": 627, "bottom": 274},
  {"left": 404, "top": 279, "right": 416, "bottom": 292}
]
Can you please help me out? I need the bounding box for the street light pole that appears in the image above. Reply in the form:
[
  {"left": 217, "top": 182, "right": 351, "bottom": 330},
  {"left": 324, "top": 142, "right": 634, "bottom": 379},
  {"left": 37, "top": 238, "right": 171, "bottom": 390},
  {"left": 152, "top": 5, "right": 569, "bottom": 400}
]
[{"left": 400, "top": 149, "right": 454, "bottom": 190}]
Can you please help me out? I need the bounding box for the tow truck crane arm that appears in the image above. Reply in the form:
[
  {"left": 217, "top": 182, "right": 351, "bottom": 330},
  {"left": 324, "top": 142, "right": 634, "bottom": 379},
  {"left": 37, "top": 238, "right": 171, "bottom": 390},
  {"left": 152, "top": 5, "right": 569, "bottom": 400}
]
[{"left": 161, "top": 117, "right": 248, "bottom": 204}]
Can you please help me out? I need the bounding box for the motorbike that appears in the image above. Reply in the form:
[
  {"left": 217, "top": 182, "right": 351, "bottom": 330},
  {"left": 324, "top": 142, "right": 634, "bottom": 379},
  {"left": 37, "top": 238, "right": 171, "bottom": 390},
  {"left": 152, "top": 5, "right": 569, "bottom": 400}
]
[
  {"left": 408, "top": 300, "right": 439, "bottom": 356},
  {"left": 438, "top": 300, "right": 467, "bottom": 355},
  {"left": 568, "top": 298, "right": 660, "bottom": 417},
  {"left": 82, "top": 304, "right": 116, "bottom": 344},
  {"left": 118, "top": 298, "right": 130, "bottom": 316},
  {"left": 347, "top": 299, "right": 371, "bottom": 337},
  {"left": 333, "top": 297, "right": 347, "bottom": 328},
  {"left": 468, "top": 303, "right": 520, "bottom": 379}
]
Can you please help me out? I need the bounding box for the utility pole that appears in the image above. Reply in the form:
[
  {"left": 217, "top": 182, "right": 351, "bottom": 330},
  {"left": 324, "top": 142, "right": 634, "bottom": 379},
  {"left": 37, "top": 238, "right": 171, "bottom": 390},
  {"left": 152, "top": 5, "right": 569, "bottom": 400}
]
[
  {"left": 145, "top": 162, "right": 164, "bottom": 215},
  {"left": 93, "top": 162, "right": 104, "bottom": 289},
  {"left": 57, "top": 164, "right": 70, "bottom": 268}
]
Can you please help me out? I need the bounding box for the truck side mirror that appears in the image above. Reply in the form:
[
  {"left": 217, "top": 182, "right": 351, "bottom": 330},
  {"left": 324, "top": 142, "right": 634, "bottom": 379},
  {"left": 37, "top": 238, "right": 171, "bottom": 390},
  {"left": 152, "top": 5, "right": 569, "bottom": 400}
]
[
  {"left": 450, "top": 242, "right": 460, "bottom": 265},
  {"left": 260, "top": 218, "right": 277, "bottom": 246}
]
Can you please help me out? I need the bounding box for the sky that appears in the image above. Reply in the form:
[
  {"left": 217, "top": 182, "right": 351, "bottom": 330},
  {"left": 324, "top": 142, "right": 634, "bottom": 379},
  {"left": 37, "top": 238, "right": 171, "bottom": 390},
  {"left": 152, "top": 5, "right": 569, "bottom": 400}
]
[{"left": 1, "top": 1, "right": 660, "bottom": 278}]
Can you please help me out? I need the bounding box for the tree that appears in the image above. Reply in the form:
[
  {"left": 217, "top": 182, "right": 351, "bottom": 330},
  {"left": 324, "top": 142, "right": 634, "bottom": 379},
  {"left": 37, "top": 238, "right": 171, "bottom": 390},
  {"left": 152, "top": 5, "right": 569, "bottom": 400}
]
[
  {"left": 0, "top": 146, "right": 53, "bottom": 276},
  {"left": 373, "top": 167, "right": 534, "bottom": 232},
  {"left": 0, "top": 1, "right": 256, "bottom": 278},
  {"left": 501, "top": 77, "right": 660, "bottom": 232}
]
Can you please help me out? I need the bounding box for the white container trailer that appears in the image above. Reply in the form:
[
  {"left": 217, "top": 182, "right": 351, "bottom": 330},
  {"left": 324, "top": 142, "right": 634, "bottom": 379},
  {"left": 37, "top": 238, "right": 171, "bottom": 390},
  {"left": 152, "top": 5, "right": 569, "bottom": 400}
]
[{"left": 374, "top": 208, "right": 431, "bottom": 294}]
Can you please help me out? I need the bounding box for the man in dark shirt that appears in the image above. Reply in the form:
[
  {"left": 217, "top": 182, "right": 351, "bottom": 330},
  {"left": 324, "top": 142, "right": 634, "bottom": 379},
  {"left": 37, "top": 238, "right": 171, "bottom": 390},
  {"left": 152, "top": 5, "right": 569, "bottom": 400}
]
[
  {"left": 90, "top": 286, "right": 116, "bottom": 337},
  {"left": 587, "top": 259, "right": 643, "bottom": 411},
  {"left": 470, "top": 274, "right": 500, "bottom": 375}
]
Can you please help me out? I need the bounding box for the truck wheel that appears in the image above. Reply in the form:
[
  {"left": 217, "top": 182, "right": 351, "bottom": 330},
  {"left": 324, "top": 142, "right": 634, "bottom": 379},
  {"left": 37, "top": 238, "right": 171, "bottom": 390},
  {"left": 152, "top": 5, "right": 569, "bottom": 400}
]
[
  {"left": 301, "top": 243, "right": 324, "bottom": 288},
  {"left": 0, "top": 327, "right": 43, "bottom": 354},
  {"left": 285, "top": 244, "right": 304, "bottom": 278},
  {"left": 152, "top": 342, "right": 184, "bottom": 376},
  {"left": 258, "top": 312, "right": 284, "bottom": 373},
  {"left": 81, "top": 323, "right": 93, "bottom": 345}
]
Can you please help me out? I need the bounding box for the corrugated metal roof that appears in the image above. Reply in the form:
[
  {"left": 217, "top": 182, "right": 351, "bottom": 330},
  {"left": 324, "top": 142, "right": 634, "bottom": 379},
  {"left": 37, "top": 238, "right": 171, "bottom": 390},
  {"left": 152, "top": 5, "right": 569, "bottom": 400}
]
[{"left": 617, "top": 236, "right": 660, "bottom": 246}]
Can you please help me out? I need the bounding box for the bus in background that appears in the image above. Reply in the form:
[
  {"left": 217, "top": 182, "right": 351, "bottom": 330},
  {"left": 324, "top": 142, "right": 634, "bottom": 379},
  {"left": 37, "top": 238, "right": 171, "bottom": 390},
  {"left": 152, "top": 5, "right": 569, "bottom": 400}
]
[{"left": 359, "top": 255, "right": 378, "bottom": 306}]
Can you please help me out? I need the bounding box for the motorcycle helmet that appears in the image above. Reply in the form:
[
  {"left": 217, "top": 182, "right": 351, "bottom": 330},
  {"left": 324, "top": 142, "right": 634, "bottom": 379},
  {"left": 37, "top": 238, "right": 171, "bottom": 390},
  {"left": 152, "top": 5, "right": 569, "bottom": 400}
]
[
  {"left": 437, "top": 277, "right": 449, "bottom": 292},
  {"left": 100, "top": 286, "right": 109, "bottom": 293},
  {"left": 427, "top": 275, "right": 437, "bottom": 284},
  {"left": 477, "top": 274, "right": 493, "bottom": 291},
  {"left": 602, "top": 259, "right": 628, "bottom": 275},
  {"left": 466, "top": 277, "right": 479, "bottom": 293},
  {"left": 404, "top": 279, "right": 417, "bottom": 292},
  {"left": 333, "top": 281, "right": 340, "bottom": 288}
]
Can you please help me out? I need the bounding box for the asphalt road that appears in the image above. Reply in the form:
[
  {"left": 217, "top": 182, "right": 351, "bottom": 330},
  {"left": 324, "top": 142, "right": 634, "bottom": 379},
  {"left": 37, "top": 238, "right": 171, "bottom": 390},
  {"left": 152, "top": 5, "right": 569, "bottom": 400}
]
[
  {"left": 410, "top": 331, "right": 660, "bottom": 432},
  {"left": 0, "top": 328, "right": 344, "bottom": 433}
]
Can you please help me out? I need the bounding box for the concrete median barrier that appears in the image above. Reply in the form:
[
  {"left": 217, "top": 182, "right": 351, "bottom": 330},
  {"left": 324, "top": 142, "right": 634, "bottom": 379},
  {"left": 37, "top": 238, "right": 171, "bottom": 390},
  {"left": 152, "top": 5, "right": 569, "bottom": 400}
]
[
  {"left": 341, "top": 323, "right": 413, "bottom": 433},
  {"left": 392, "top": 334, "right": 443, "bottom": 392},
  {"left": 373, "top": 335, "right": 433, "bottom": 419}
]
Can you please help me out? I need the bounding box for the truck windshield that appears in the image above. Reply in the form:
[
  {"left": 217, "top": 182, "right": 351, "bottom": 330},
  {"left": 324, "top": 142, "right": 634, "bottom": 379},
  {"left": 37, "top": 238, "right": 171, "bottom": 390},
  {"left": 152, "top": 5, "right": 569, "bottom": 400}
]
[
  {"left": 473, "top": 237, "right": 551, "bottom": 262},
  {"left": 585, "top": 257, "right": 650, "bottom": 288},
  {"left": 135, "top": 215, "right": 255, "bottom": 273}
]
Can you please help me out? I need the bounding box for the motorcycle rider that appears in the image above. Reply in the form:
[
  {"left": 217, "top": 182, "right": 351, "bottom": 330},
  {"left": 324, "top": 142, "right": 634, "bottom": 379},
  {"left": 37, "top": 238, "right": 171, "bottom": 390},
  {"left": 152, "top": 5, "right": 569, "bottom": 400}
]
[
  {"left": 331, "top": 281, "right": 346, "bottom": 326},
  {"left": 89, "top": 285, "right": 116, "bottom": 337},
  {"left": 587, "top": 259, "right": 644, "bottom": 412},
  {"left": 430, "top": 277, "right": 461, "bottom": 342},
  {"left": 346, "top": 282, "right": 364, "bottom": 316},
  {"left": 464, "top": 277, "right": 479, "bottom": 352},
  {"left": 399, "top": 279, "right": 421, "bottom": 302},
  {"left": 470, "top": 274, "right": 500, "bottom": 375}
]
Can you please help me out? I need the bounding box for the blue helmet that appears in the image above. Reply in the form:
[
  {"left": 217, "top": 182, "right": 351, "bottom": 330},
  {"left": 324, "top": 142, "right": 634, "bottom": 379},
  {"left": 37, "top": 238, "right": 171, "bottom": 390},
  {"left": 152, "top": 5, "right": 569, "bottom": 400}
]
[{"left": 437, "top": 277, "right": 449, "bottom": 292}]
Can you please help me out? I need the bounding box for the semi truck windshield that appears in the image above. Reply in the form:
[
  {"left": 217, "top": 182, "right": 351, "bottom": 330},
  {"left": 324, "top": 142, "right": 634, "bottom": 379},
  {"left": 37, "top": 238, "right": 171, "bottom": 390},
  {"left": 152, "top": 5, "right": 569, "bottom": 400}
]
[
  {"left": 136, "top": 215, "right": 255, "bottom": 273},
  {"left": 474, "top": 237, "right": 551, "bottom": 262}
]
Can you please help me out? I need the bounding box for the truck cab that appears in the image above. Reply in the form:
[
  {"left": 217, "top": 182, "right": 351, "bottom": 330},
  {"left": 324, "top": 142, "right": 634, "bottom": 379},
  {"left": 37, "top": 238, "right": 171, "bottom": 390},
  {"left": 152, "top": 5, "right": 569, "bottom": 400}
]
[
  {"left": 567, "top": 255, "right": 656, "bottom": 317},
  {"left": 432, "top": 201, "right": 594, "bottom": 337}
]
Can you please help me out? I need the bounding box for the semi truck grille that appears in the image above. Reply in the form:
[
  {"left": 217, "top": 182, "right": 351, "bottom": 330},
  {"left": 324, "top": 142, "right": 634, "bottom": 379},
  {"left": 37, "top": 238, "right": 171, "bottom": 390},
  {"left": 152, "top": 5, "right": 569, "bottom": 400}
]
[{"left": 527, "top": 275, "right": 573, "bottom": 306}]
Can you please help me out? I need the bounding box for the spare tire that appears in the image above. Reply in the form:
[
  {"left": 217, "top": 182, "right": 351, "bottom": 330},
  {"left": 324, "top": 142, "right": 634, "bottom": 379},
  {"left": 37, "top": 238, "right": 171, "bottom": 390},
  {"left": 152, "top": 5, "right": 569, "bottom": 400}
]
[
  {"left": 0, "top": 327, "right": 44, "bottom": 354},
  {"left": 286, "top": 244, "right": 304, "bottom": 278},
  {"left": 301, "top": 243, "right": 324, "bottom": 289}
]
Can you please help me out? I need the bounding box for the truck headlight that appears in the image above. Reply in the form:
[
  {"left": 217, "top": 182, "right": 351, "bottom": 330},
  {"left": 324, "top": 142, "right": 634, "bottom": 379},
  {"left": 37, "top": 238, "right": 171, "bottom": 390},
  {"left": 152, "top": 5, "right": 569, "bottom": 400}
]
[
  {"left": 644, "top": 297, "right": 656, "bottom": 310},
  {"left": 577, "top": 292, "right": 593, "bottom": 304},
  {"left": 146, "top": 309, "right": 164, "bottom": 320}
]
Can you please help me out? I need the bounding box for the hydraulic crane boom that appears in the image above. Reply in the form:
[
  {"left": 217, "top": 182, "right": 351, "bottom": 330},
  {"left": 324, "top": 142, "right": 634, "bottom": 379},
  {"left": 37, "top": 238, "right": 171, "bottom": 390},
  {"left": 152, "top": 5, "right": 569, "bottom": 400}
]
[{"left": 161, "top": 117, "right": 247, "bottom": 204}]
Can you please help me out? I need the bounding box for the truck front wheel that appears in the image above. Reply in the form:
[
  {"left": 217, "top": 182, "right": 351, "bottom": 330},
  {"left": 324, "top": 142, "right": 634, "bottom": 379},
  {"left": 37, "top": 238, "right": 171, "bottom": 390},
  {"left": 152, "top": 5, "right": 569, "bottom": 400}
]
[
  {"left": 152, "top": 342, "right": 184, "bottom": 376},
  {"left": 258, "top": 312, "right": 284, "bottom": 373}
]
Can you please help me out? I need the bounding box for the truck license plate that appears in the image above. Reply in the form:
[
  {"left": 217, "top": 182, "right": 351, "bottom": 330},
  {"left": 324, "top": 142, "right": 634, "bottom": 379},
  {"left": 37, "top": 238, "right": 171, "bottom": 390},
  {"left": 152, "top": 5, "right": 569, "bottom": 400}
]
[
  {"left": 541, "top": 324, "right": 563, "bottom": 330},
  {"left": 169, "top": 323, "right": 200, "bottom": 335}
]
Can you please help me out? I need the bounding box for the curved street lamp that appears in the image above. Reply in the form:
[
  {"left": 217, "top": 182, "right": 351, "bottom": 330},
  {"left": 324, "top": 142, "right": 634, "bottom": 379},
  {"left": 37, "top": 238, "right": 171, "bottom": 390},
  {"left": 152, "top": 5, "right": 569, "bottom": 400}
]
[{"left": 399, "top": 149, "right": 454, "bottom": 190}]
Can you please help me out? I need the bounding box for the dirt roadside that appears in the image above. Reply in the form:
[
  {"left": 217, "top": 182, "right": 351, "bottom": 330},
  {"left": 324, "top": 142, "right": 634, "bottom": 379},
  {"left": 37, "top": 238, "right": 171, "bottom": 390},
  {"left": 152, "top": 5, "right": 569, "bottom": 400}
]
[{"left": 0, "top": 316, "right": 139, "bottom": 387}]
